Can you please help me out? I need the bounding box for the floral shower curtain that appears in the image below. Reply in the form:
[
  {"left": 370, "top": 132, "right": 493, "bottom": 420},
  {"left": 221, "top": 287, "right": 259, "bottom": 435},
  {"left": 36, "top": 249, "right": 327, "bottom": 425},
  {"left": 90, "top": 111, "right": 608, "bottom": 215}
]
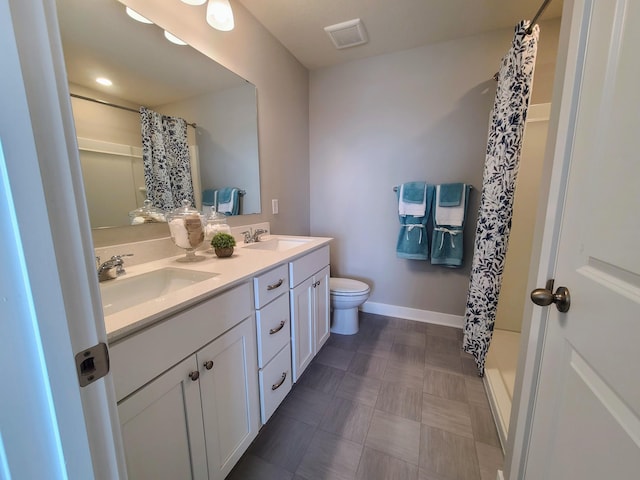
[
  {"left": 140, "top": 107, "right": 195, "bottom": 211},
  {"left": 463, "top": 21, "right": 539, "bottom": 376}
]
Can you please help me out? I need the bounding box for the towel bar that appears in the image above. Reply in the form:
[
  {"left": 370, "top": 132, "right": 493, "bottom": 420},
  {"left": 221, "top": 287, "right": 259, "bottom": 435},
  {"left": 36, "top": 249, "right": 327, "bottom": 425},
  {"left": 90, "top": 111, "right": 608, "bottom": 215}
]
[{"left": 393, "top": 185, "right": 473, "bottom": 192}]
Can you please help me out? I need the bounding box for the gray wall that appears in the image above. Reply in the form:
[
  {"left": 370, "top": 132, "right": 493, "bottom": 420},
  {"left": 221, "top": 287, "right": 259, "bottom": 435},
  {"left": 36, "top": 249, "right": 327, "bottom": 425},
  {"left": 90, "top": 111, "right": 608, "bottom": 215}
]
[{"left": 309, "top": 20, "right": 561, "bottom": 316}]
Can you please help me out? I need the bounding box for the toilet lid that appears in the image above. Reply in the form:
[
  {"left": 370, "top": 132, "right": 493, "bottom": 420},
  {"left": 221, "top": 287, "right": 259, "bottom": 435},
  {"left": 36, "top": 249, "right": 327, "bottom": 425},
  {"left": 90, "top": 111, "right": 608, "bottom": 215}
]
[{"left": 330, "top": 277, "right": 370, "bottom": 295}]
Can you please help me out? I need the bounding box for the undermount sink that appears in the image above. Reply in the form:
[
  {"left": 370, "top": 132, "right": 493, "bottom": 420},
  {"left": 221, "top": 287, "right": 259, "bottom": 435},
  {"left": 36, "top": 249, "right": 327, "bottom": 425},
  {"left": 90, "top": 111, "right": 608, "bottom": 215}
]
[
  {"left": 243, "top": 237, "right": 311, "bottom": 252},
  {"left": 100, "top": 267, "right": 217, "bottom": 316}
]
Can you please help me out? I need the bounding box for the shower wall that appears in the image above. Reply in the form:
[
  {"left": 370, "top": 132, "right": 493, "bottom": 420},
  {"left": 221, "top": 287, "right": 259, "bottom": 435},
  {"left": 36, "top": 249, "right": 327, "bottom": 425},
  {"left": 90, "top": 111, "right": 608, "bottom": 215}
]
[{"left": 494, "top": 104, "right": 550, "bottom": 332}]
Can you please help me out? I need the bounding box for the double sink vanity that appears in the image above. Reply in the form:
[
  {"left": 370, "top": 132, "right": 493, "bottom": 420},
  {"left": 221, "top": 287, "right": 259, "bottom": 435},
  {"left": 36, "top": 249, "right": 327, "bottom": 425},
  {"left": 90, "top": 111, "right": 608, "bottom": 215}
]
[{"left": 102, "top": 232, "right": 331, "bottom": 480}]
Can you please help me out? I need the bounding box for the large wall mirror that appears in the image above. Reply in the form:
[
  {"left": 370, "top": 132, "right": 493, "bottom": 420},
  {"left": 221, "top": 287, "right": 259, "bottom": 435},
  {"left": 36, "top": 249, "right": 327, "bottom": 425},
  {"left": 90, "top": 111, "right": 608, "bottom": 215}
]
[{"left": 57, "top": 0, "right": 261, "bottom": 229}]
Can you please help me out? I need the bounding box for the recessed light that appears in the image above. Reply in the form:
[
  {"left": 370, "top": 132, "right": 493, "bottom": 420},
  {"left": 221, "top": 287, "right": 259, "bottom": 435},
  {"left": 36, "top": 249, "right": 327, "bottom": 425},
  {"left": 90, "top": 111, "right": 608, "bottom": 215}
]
[
  {"left": 96, "top": 77, "right": 113, "bottom": 86},
  {"left": 125, "top": 7, "right": 153, "bottom": 24},
  {"left": 164, "top": 31, "right": 187, "bottom": 45},
  {"left": 180, "top": 0, "right": 207, "bottom": 5}
]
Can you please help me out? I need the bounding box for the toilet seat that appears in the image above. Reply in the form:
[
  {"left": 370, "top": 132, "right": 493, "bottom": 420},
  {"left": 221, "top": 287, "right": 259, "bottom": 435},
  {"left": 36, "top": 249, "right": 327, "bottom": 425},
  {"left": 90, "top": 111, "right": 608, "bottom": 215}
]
[{"left": 330, "top": 277, "right": 370, "bottom": 296}]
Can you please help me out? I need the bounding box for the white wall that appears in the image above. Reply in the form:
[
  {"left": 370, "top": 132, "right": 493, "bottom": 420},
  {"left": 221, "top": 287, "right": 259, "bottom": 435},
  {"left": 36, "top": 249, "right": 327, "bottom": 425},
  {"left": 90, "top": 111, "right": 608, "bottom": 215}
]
[{"left": 309, "top": 19, "right": 561, "bottom": 317}]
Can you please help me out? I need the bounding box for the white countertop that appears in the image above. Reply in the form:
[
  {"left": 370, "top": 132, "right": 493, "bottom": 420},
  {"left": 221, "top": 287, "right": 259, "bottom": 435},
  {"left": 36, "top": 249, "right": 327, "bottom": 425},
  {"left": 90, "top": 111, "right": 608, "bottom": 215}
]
[{"left": 104, "top": 235, "right": 332, "bottom": 343}]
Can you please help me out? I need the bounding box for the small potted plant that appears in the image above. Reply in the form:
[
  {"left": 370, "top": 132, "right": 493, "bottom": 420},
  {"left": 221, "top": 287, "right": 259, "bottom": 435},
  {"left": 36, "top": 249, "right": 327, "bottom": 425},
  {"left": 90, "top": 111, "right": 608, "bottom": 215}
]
[{"left": 211, "top": 232, "right": 236, "bottom": 258}]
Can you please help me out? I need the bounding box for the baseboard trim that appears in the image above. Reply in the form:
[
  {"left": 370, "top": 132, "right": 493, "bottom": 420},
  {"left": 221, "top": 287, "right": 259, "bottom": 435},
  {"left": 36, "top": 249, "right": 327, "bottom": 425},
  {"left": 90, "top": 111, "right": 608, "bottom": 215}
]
[
  {"left": 361, "top": 301, "right": 464, "bottom": 329},
  {"left": 483, "top": 368, "right": 510, "bottom": 454},
  {"left": 497, "top": 470, "right": 505, "bottom": 480}
]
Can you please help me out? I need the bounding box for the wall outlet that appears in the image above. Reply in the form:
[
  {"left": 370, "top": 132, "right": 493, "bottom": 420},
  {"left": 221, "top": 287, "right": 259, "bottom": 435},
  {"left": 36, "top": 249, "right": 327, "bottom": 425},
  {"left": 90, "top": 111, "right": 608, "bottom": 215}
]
[{"left": 271, "top": 199, "right": 279, "bottom": 215}]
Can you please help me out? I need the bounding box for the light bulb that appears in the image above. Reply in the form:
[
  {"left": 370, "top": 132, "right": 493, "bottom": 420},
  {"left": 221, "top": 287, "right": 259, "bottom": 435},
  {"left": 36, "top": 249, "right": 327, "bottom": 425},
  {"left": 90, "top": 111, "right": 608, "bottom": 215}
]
[
  {"left": 125, "top": 7, "right": 153, "bottom": 24},
  {"left": 96, "top": 77, "right": 112, "bottom": 86},
  {"left": 164, "top": 31, "right": 187, "bottom": 45},
  {"left": 206, "top": 0, "right": 234, "bottom": 31}
]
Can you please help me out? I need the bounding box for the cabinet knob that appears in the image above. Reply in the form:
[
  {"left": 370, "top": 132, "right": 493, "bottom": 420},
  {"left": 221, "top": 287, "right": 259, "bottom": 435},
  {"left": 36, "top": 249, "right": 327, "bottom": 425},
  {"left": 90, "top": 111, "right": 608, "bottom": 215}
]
[
  {"left": 189, "top": 371, "right": 200, "bottom": 381},
  {"left": 203, "top": 360, "right": 214, "bottom": 370}
]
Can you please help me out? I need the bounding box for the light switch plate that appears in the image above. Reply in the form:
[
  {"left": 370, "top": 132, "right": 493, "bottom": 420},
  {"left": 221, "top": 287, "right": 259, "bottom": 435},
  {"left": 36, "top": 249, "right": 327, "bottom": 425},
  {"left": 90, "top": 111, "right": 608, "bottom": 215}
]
[{"left": 272, "top": 199, "right": 279, "bottom": 215}]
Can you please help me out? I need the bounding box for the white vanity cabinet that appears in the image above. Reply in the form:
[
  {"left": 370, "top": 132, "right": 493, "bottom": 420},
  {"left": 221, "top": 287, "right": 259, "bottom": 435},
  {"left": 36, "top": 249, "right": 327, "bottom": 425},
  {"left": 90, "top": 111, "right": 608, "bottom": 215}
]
[
  {"left": 253, "top": 264, "right": 292, "bottom": 423},
  {"left": 289, "top": 246, "right": 330, "bottom": 381},
  {"left": 111, "top": 283, "right": 260, "bottom": 480}
]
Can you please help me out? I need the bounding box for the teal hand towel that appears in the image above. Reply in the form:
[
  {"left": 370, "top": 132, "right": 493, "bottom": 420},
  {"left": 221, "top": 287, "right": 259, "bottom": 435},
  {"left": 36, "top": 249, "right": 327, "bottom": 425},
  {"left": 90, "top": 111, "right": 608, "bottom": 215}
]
[
  {"left": 438, "top": 183, "right": 464, "bottom": 207},
  {"left": 202, "top": 189, "right": 215, "bottom": 206},
  {"left": 402, "top": 182, "right": 427, "bottom": 203}
]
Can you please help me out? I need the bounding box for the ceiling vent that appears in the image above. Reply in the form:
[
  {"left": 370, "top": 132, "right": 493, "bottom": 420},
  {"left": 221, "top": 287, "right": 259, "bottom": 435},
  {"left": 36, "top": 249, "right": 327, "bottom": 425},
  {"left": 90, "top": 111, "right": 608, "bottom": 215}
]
[{"left": 324, "top": 18, "right": 368, "bottom": 50}]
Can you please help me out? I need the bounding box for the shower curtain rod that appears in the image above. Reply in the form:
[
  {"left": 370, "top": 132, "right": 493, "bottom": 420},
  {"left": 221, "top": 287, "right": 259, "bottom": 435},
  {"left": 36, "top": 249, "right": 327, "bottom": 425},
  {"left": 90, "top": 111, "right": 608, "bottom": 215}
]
[
  {"left": 70, "top": 93, "right": 197, "bottom": 128},
  {"left": 526, "top": 0, "right": 554, "bottom": 34},
  {"left": 492, "top": 0, "right": 553, "bottom": 80}
]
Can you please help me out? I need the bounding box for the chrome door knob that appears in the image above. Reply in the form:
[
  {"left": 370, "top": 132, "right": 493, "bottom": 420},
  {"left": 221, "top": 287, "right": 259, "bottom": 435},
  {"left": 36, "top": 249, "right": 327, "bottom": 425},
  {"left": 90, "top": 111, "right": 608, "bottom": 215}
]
[{"left": 531, "top": 286, "right": 571, "bottom": 312}]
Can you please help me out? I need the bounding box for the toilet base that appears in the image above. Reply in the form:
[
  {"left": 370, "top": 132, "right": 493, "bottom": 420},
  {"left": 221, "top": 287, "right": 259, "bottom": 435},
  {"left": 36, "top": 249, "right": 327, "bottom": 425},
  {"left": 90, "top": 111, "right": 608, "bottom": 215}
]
[{"left": 330, "top": 307, "right": 359, "bottom": 335}]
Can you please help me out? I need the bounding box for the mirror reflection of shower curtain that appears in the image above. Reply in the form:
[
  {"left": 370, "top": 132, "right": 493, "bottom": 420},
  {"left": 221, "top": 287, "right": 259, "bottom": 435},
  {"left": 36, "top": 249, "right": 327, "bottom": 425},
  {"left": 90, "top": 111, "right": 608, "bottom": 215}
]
[
  {"left": 463, "top": 21, "right": 539, "bottom": 376},
  {"left": 140, "top": 107, "right": 195, "bottom": 211}
]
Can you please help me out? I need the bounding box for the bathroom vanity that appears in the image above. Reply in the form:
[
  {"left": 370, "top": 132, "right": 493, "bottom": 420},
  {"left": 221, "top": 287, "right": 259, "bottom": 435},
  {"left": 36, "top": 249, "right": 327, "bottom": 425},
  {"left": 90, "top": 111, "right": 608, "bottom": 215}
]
[{"left": 104, "top": 234, "right": 330, "bottom": 480}]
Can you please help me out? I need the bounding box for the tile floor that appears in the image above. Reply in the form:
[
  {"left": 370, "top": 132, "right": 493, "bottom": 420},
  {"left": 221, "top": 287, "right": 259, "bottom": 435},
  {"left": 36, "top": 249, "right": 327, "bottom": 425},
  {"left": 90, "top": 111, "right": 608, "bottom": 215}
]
[{"left": 227, "top": 312, "right": 503, "bottom": 480}]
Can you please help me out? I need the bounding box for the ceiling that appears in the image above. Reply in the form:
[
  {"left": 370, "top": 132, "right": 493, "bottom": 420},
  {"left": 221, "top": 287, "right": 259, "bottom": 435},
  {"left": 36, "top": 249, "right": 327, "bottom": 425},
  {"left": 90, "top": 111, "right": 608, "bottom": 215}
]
[{"left": 236, "top": 0, "right": 564, "bottom": 70}]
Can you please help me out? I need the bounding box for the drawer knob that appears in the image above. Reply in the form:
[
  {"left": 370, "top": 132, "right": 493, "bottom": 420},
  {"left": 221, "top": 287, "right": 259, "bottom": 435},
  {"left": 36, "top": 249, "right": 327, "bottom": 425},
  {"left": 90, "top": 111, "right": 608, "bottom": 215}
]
[
  {"left": 271, "top": 372, "right": 287, "bottom": 391},
  {"left": 189, "top": 371, "right": 200, "bottom": 381},
  {"left": 203, "top": 360, "right": 214, "bottom": 370},
  {"left": 269, "top": 320, "right": 286, "bottom": 335},
  {"left": 266, "top": 278, "right": 284, "bottom": 291}
]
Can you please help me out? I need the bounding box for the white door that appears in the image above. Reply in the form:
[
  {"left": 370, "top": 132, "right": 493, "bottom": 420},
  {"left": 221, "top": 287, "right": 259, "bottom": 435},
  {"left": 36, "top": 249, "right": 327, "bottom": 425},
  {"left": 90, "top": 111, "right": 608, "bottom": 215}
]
[
  {"left": 314, "top": 266, "right": 331, "bottom": 352},
  {"left": 118, "top": 356, "right": 208, "bottom": 480},
  {"left": 521, "top": 0, "right": 640, "bottom": 478},
  {"left": 198, "top": 318, "right": 260, "bottom": 480},
  {"left": 290, "top": 276, "right": 315, "bottom": 381}
]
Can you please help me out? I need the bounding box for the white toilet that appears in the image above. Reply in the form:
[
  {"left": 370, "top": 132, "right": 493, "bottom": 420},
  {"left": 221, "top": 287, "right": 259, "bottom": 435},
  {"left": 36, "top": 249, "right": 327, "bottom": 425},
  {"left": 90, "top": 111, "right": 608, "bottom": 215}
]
[{"left": 329, "top": 277, "right": 370, "bottom": 335}]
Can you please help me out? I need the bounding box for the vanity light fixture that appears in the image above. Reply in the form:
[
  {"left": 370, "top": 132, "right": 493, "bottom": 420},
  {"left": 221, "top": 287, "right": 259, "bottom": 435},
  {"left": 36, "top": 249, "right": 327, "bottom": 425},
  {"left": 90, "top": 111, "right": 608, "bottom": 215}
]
[
  {"left": 96, "top": 77, "right": 113, "bottom": 86},
  {"left": 125, "top": 7, "right": 153, "bottom": 24},
  {"left": 206, "top": 0, "right": 235, "bottom": 31},
  {"left": 164, "top": 31, "right": 188, "bottom": 45}
]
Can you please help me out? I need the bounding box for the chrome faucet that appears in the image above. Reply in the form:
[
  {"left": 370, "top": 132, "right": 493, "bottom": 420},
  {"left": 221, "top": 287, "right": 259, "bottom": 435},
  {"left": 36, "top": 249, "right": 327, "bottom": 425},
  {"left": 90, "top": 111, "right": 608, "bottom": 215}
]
[
  {"left": 97, "top": 254, "right": 133, "bottom": 282},
  {"left": 253, "top": 229, "right": 268, "bottom": 242},
  {"left": 240, "top": 229, "right": 253, "bottom": 243}
]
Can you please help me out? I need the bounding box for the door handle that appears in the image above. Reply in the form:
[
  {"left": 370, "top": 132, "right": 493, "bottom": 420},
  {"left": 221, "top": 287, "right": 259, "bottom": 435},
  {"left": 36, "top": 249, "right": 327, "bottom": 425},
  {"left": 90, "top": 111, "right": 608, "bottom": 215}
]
[{"left": 531, "top": 279, "right": 571, "bottom": 312}]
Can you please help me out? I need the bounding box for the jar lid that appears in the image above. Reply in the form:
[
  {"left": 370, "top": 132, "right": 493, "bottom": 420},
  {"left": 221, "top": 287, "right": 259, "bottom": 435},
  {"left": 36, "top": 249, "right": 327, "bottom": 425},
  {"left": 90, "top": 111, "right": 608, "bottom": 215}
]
[{"left": 128, "top": 199, "right": 166, "bottom": 224}]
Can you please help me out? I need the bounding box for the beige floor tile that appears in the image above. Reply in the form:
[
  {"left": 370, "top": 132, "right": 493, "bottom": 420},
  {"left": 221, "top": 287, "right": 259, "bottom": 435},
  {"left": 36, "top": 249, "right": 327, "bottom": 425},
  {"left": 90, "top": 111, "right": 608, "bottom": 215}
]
[
  {"left": 365, "top": 410, "right": 421, "bottom": 465},
  {"left": 383, "top": 360, "right": 425, "bottom": 390},
  {"left": 296, "top": 430, "right": 363, "bottom": 480},
  {"left": 421, "top": 393, "right": 473, "bottom": 438},
  {"left": 315, "top": 345, "right": 356, "bottom": 371},
  {"left": 348, "top": 352, "right": 388, "bottom": 380},
  {"left": 376, "top": 381, "right": 423, "bottom": 421},
  {"left": 356, "top": 447, "right": 419, "bottom": 480},
  {"left": 335, "top": 372, "right": 381, "bottom": 407},
  {"left": 425, "top": 350, "right": 462, "bottom": 373},
  {"left": 420, "top": 425, "right": 480, "bottom": 480},
  {"left": 394, "top": 331, "right": 427, "bottom": 348},
  {"left": 423, "top": 367, "right": 467, "bottom": 402},
  {"left": 469, "top": 403, "right": 501, "bottom": 447},
  {"left": 475, "top": 441, "right": 504, "bottom": 480},
  {"left": 319, "top": 396, "right": 374, "bottom": 444}
]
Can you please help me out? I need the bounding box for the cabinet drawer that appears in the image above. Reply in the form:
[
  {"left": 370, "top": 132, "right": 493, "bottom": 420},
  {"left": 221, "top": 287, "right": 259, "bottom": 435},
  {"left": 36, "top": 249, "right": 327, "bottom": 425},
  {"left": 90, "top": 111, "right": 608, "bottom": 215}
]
[
  {"left": 256, "top": 294, "right": 290, "bottom": 368},
  {"left": 289, "top": 245, "right": 330, "bottom": 287},
  {"left": 254, "top": 264, "right": 289, "bottom": 308},
  {"left": 258, "top": 345, "right": 292, "bottom": 424}
]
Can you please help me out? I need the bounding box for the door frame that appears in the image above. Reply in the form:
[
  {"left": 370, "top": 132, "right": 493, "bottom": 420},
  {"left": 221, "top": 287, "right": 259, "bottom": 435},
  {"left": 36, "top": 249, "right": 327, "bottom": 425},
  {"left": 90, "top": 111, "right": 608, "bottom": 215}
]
[
  {"left": 1, "top": 0, "right": 126, "bottom": 477},
  {"left": 504, "top": 0, "right": 591, "bottom": 477}
]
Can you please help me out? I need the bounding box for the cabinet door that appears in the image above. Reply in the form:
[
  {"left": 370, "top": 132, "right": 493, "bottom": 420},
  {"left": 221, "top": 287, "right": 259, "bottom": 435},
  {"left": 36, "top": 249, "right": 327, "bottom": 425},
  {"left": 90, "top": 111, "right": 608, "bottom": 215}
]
[
  {"left": 118, "top": 356, "right": 208, "bottom": 480},
  {"left": 290, "top": 276, "right": 315, "bottom": 382},
  {"left": 197, "top": 318, "right": 260, "bottom": 480},
  {"left": 314, "top": 265, "right": 331, "bottom": 353}
]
